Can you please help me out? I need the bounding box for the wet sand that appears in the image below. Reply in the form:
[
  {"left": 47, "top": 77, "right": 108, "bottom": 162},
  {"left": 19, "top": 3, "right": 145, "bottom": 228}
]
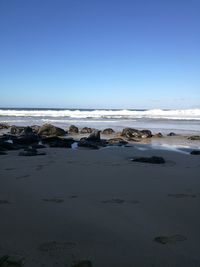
[{"left": 0, "top": 145, "right": 200, "bottom": 266}]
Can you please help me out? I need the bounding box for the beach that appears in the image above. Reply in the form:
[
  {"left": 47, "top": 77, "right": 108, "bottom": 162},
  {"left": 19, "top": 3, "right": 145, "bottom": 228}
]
[{"left": 0, "top": 126, "right": 200, "bottom": 266}]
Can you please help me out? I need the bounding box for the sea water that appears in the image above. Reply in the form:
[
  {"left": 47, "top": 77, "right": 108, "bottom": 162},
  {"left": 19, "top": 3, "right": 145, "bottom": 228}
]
[{"left": 0, "top": 108, "right": 200, "bottom": 135}]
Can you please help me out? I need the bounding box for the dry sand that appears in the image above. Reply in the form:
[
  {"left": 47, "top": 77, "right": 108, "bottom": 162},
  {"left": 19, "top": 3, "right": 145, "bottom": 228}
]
[{"left": 0, "top": 145, "right": 200, "bottom": 266}]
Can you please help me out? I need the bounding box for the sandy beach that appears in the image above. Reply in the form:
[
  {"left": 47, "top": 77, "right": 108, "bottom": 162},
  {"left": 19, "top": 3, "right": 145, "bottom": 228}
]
[{"left": 1, "top": 144, "right": 200, "bottom": 267}]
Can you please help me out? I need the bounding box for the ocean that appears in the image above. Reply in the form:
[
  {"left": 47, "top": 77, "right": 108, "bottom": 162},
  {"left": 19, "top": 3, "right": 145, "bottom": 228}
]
[{"left": 0, "top": 108, "right": 200, "bottom": 135}]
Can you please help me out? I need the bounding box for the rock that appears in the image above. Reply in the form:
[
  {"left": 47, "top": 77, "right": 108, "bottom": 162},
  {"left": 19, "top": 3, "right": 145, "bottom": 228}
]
[
  {"left": 31, "top": 125, "right": 41, "bottom": 134},
  {"left": 0, "top": 151, "right": 7, "bottom": 155},
  {"left": 80, "top": 127, "right": 93, "bottom": 134},
  {"left": 154, "top": 132, "right": 163, "bottom": 137},
  {"left": 41, "top": 136, "right": 74, "bottom": 148},
  {"left": 121, "top": 128, "right": 152, "bottom": 139},
  {"left": 87, "top": 130, "right": 101, "bottom": 141},
  {"left": 121, "top": 128, "right": 141, "bottom": 138},
  {"left": 18, "top": 148, "right": 46, "bottom": 156},
  {"left": 69, "top": 125, "right": 79, "bottom": 134},
  {"left": 38, "top": 124, "right": 66, "bottom": 137},
  {"left": 140, "top": 129, "right": 152, "bottom": 138},
  {"left": 190, "top": 150, "right": 200, "bottom": 155},
  {"left": 71, "top": 260, "right": 93, "bottom": 267},
  {"left": 0, "top": 123, "right": 10, "bottom": 130},
  {"left": 188, "top": 135, "right": 200, "bottom": 140},
  {"left": 0, "top": 140, "right": 19, "bottom": 150},
  {"left": 107, "top": 138, "right": 128, "bottom": 146},
  {"left": 20, "top": 126, "right": 33, "bottom": 135},
  {"left": 78, "top": 138, "right": 99, "bottom": 149},
  {"left": 13, "top": 127, "right": 39, "bottom": 145},
  {"left": 10, "top": 126, "right": 25, "bottom": 135},
  {"left": 167, "top": 132, "right": 176, "bottom": 136},
  {"left": 131, "top": 156, "right": 165, "bottom": 164},
  {"left": 102, "top": 128, "right": 115, "bottom": 134}
]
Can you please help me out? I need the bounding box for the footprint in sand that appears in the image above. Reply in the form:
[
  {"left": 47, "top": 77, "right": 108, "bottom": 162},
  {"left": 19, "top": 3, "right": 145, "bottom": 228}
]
[
  {"left": 101, "top": 198, "right": 139, "bottom": 204},
  {"left": 68, "top": 195, "right": 78, "bottom": 199},
  {"left": 154, "top": 234, "right": 187, "bottom": 244},
  {"left": 168, "top": 193, "right": 196, "bottom": 198},
  {"left": 0, "top": 200, "right": 11, "bottom": 204},
  {"left": 38, "top": 241, "right": 76, "bottom": 252},
  {"left": 36, "top": 164, "right": 45, "bottom": 171},
  {"left": 42, "top": 198, "right": 64, "bottom": 203},
  {"left": 101, "top": 198, "right": 125, "bottom": 204},
  {"left": 16, "top": 174, "right": 30, "bottom": 179}
]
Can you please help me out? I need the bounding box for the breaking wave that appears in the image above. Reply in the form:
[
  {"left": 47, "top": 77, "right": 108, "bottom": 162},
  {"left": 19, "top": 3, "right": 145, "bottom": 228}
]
[{"left": 0, "top": 108, "right": 200, "bottom": 120}]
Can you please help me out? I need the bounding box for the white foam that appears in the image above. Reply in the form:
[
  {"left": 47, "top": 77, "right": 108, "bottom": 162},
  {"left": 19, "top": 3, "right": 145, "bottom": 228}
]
[{"left": 0, "top": 108, "right": 200, "bottom": 120}]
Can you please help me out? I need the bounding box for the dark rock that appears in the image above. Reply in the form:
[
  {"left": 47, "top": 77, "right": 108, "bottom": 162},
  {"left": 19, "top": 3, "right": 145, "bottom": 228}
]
[
  {"left": 131, "top": 156, "right": 165, "bottom": 164},
  {"left": 0, "top": 151, "right": 7, "bottom": 155},
  {"left": 20, "top": 126, "right": 33, "bottom": 135},
  {"left": 10, "top": 126, "right": 40, "bottom": 145},
  {"left": 19, "top": 148, "right": 46, "bottom": 156},
  {"left": 102, "top": 128, "right": 115, "bottom": 134},
  {"left": 31, "top": 125, "right": 41, "bottom": 134},
  {"left": 38, "top": 124, "right": 66, "bottom": 137},
  {"left": 122, "top": 128, "right": 141, "bottom": 138},
  {"left": 10, "top": 125, "right": 25, "bottom": 135},
  {"left": 154, "top": 132, "right": 163, "bottom": 137},
  {"left": 122, "top": 128, "right": 152, "bottom": 139},
  {"left": 188, "top": 135, "right": 200, "bottom": 141},
  {"left": 41, "top": 136, "right": 74, "bottom": 148},
  {"left": 107, "top": 138, "right": 128, "bottom": 146},
  {"left": 87, "top": 130, "right": 101, "bottom": 141},
  {"left": 0, "top": 123, "right": 10, "bottom": 130},
  {"left": 69, "top": 125, "right": 79, "bottom": 134},
  {"left": 140, "top": 129, "right": 152, "bottom": 138},
  {"left": 80, "top": 127, "right": 93, "bottom": 134},
  {"left": 72, "top": 260, "right": 93, "bottom": 267},
  {"left": 78, "top": 138, "right": 99, "bottom": 149},
  {"left": 0, "top": 141, "right": 19, "bottom": 150},
  {"left": 167, "top": 132, "right": 176, "bottom": 136},
  {"left": 190, "top": 150, "right": 200, "bottom": 155}
]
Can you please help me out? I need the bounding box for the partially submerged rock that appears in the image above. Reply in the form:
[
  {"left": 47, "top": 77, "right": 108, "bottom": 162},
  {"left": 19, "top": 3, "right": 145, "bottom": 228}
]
[
  {"left": 68, "top": 125, "right": 79, "bottom": 134},
  {"left": 131, "top": 156, "right": 165, "bottom": 164},
  {"left": 188, "top": 135, "right": 200, "bottom": 140},
  {"left": 190, "top": 150, "right": 200, "bottom": 155},
  {"left": 38, "top": 124, "right": 66, "bottom": 137},
  {"left": 87, "top": 130, "right": 101, "bottom": 141},
  {"left": 167, "top": 132, "right": 176, "bottom": 136},
  {"left": 121, "top": 128, "right": 152, "bottom": 139},
  {"left": 0, "top": 123, "right": 10, "bottom": 130},
  {"left": 10, "top": 126, "right": 25, "bottom": 135},
  {"left": 78, "top": 131, "right": 106, "bottom": 149},
  {"left": 154, "top": 132, "right": 163, "bottom": 138},
  {"left": 80, "top": 127, "right": 93, "bottom": 134},
  {"left": 41, "top": 136, "right": 74, "bottom": 148},
  {"left": 107, "top": 138, "right": 128, "bottom": 146},
  {"left": 102, "top": 128, "right": 115, "bottom": 134}
]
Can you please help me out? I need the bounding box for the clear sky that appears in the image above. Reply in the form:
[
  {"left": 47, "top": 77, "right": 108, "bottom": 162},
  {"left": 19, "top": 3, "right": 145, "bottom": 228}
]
[{"left": 0, "top": 0, "right": 199, "bottom": 109}]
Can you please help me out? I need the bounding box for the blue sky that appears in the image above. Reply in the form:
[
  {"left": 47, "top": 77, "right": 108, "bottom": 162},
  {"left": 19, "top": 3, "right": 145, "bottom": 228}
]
[{"left": 0, "top": 0, "right": 199, "bottom": 109}]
